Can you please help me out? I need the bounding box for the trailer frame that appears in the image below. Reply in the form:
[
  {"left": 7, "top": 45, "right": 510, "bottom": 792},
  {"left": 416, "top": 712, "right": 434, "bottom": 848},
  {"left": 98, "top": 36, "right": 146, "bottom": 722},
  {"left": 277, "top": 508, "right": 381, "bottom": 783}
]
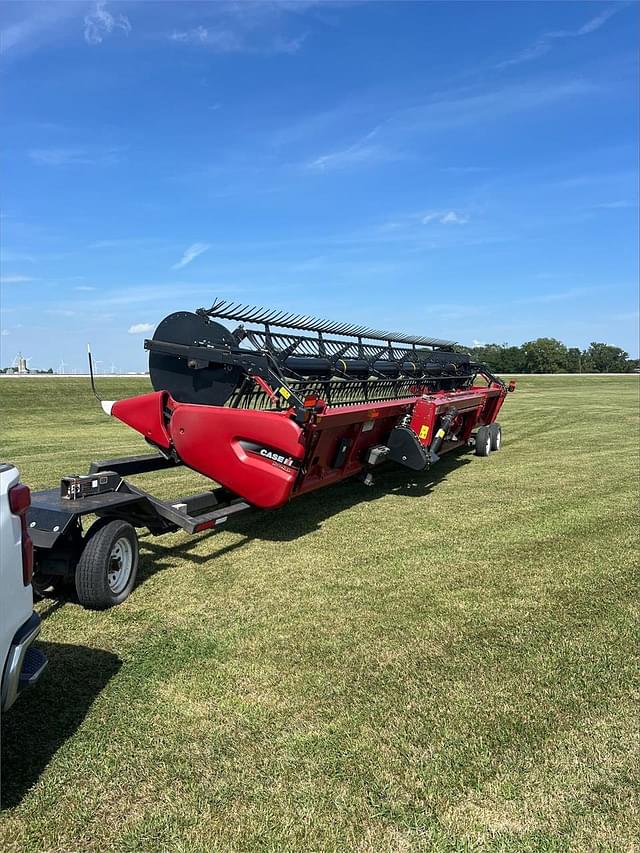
[{"left": 28, "top": 452, "right": 252, "bottom": 605}]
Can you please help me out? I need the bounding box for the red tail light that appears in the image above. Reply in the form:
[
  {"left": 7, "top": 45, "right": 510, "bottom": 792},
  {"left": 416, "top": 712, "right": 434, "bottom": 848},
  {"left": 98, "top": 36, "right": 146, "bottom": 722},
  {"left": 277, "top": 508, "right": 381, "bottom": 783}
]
[{"left": 9, "top": 483, "right": 33, "bottom": 585}]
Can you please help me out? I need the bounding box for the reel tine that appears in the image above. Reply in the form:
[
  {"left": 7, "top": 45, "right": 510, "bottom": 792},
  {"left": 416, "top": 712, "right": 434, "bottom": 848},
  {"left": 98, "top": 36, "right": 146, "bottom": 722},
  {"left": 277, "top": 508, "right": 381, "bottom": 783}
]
[{"left": 197, "top": 298, "right": 456, "bottom": 347}]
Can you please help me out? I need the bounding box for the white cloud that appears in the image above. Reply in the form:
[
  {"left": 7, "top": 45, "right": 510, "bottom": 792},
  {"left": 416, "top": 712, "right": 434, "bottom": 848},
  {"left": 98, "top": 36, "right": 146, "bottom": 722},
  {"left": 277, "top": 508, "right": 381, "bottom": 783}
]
[
  {"left": 171, "top": 242, "right": 211, "bottom": 270},
  {"left": 497, "top": 5, "right": 622, "bottom": 69},
  {"left": 1, "top": 329, "right": 10, "bottom": 337},
  {"left": 0, "top": 274, "right": 34, "bottom": 284},
  {"left": 128, "top": 322, "right": 154, "bottom": 334},
  {"left": 75, "top": 285, "right": 97, "bottom": 291},
  {"left": 422, "top": 211, "right": 469, "bottom": 225},
  {"left": 84, "top": 1, "right": 131, "bottom": 46}
]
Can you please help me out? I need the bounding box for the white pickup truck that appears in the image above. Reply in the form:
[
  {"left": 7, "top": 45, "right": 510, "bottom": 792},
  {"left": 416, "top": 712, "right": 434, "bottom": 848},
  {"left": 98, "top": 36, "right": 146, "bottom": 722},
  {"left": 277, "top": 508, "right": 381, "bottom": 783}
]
[{"left": 1, "top": 463, "right": 47, "bottom": 710}]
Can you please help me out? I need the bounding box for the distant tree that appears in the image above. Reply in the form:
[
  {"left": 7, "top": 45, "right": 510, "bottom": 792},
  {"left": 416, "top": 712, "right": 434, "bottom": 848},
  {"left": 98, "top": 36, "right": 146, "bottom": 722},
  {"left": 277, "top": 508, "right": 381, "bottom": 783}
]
[
  {"left": 583, "top": 342, "right": 631, "bottom": 373},
  {"left": 522, "top": 338, "right": 569, "bottom": 373},
  {"left": 497, "top": 345, "right": 526, "bottom": 373},
  {"left": 565, "top": 347, "right": 583, "bottom": 374},
  {"left": 47, "top": 367, "right": 54, "bottom": 374}
]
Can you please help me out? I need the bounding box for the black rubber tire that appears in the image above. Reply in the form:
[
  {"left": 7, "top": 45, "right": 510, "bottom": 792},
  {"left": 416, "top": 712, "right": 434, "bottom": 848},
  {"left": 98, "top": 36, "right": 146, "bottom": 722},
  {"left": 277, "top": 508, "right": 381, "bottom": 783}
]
[
  {"left": 32, "top": 574, "right": 66, "bottom": 600},
  {"left": 75, "top": 519, "right": 139, "bottom": 610},
  {"left": 489, "top": 422, "right": 502, "bottom": 451},
  {"left": 475, "top": 425, "right": 492, "bottom": 457}
]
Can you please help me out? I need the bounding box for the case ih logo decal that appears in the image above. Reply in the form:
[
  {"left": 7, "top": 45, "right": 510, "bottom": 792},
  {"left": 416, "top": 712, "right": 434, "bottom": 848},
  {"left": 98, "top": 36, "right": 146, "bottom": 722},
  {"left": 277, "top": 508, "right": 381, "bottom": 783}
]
[
  {"left": 259, "top": 448, "right": 296, "bottom": 468},
  {"left": 240, "top": 441, "right": 300, "bottom": 471}
]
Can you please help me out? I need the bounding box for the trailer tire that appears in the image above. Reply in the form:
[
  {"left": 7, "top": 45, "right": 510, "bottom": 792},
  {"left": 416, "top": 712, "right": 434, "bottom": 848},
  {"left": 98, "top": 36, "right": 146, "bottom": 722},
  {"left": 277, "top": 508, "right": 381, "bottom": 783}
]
[
  {"left": 32, "top": 574, "right": 67, "bottom": 600},
  {"left": 489, "top": 423, "right": 502, "bottom": 451},
  {"left": 75, "top": 519, "right": 139, "bottom": 610},
  {"left": 475, "top": 426, "right": 492, "bottom": 457}
]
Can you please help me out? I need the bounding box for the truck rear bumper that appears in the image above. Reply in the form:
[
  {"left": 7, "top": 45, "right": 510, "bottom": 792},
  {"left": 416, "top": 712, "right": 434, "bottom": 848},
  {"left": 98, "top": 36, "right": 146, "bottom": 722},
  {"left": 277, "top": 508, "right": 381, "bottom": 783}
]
[{"left": 1, "top": 611, "right": 47, "bottom": 711}]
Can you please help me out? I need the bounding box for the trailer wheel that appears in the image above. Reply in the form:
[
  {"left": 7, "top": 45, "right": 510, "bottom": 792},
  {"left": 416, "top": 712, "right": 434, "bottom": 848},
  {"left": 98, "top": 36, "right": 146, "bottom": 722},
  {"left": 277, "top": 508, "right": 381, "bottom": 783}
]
[
  {"left": 32, "top": 574, "right": 66, "bottom": 600},
  {"left": 489, "top": 422, "right": 502, "bottom": 451},
  {"left": 475, "top": 426, "right": 492, "bottom": 457},
  {"left": 75, "top": 519, "right": 139, "bottom": 610}
]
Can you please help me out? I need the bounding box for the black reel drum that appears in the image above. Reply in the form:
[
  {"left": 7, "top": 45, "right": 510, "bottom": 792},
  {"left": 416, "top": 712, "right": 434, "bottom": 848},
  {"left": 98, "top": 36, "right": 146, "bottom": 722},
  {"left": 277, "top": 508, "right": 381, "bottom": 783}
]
[{"left": 148, "top": 311, "right": 243, "bottom": 406}]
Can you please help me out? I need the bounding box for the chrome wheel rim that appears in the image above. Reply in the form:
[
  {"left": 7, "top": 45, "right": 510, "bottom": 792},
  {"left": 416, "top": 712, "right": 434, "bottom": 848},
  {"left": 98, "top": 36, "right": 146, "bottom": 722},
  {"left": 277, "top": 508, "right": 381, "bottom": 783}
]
[{"left": 107, "top": 537, "right": 133, "bottom": 594}]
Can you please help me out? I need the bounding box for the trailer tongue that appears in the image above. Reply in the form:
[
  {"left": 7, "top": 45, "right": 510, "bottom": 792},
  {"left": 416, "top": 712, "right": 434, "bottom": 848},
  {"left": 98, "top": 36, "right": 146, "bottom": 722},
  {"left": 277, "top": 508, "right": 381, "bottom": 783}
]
[{"left": 29, "top": 301, "right": 513, "bottom": 609}]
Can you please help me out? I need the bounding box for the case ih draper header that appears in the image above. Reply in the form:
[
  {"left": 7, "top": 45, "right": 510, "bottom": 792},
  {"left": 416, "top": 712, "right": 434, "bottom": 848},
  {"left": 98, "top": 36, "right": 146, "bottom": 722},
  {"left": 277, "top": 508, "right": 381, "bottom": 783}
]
[{"left": 27, "top": 301, "right": 514, "bottom": 609}]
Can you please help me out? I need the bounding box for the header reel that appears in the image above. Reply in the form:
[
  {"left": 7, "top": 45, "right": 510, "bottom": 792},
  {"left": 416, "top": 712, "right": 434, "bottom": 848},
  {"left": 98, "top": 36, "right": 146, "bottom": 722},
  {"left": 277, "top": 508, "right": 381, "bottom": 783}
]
[{"left": 146, "top": 299, "right": 477, "bottom": 413}]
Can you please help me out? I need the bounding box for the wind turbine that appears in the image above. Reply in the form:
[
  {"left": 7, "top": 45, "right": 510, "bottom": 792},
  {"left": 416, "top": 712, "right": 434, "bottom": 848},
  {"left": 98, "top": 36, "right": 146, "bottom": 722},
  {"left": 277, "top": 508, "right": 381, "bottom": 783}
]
[{"left": 59, "top": 359, "right": 67, "bottom": 375}]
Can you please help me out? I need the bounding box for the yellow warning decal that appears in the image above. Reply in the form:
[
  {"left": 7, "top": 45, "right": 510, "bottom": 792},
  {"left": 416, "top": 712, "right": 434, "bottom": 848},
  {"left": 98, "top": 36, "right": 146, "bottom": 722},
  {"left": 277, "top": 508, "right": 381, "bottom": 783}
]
[
  {"left": 419, "top": 425, "right": 429, "bottom": 440},
  {"left": 436, "top": 428, "right": 446, "bottom": 439},
  {"left": 279, "top": 386, "right": 291, "bottom": 400}
]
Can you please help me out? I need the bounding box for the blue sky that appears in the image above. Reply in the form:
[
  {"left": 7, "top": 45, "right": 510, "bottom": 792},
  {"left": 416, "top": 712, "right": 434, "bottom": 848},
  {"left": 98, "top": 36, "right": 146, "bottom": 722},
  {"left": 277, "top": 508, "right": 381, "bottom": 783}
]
[{"left": 1, "top": 0, "right": 638, "bottom": 372}]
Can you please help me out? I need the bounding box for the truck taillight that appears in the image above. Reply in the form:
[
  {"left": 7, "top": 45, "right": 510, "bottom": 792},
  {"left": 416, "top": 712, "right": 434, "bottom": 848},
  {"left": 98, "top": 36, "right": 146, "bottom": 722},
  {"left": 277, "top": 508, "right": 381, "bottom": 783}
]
[{"left": 9, "top": 483, "right": 33, "bottom": 585}]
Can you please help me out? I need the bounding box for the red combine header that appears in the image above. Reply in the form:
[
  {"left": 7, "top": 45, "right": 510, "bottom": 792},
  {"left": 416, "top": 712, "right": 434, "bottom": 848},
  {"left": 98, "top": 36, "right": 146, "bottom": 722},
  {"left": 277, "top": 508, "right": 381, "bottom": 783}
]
[{"left": 28, "top": 301, "right": 513, "bottom": 609}]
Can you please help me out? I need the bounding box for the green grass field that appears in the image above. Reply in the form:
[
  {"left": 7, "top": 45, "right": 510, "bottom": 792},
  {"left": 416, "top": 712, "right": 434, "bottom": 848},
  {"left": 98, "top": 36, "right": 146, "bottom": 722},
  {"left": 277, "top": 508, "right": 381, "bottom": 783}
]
[{"left": 1, "top": 375, "right": 638, "bottom": 852}]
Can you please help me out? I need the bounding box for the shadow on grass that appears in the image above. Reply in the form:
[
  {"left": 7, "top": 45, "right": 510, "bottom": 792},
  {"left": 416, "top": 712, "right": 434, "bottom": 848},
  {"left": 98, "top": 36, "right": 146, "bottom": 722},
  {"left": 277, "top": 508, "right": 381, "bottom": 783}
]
[
  {"left": 136, "top": 450, "right": 472, "bottom": 576},
  {"left": 1, "top": 642, "right": 121, "bottom": 810},
  {"left": 32, "top": 451, "right": 472, "bottom": 597}
]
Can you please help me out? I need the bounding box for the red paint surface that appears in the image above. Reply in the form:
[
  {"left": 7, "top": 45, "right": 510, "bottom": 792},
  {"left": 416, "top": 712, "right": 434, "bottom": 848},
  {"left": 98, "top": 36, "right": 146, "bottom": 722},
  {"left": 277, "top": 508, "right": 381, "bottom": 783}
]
[
  {"left": 112, "top": 391, "right": 172, "bottom": 449},
  {"left": 171, "top": 405, "right": 305, "bottom": 509},
  {"left": 110, "top": 383, "right": 507, "bottom": 508}
]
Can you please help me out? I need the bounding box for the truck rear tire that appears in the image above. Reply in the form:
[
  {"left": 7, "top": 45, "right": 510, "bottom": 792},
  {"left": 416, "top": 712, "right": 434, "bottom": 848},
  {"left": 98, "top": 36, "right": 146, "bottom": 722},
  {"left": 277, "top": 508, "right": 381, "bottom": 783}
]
[
  {"left": 75, "top": 519, "right": 139, "bottom": 610},
  {"left": 489, "top": 422, "right": 502, "bottom": 451},
  {"left": 475, "top": 426, "right": 492, "bottom": 457}
]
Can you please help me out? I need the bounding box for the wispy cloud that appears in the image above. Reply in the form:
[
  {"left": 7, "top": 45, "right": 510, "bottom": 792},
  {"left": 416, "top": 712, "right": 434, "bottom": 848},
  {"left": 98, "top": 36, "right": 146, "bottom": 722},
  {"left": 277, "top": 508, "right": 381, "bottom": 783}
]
[
  {"left": 440, "top": 166, "right": 492, "bottom": 175},
  {"left": 74, "top": 285, "right": 97, "bottom": 291},
  {"left": 591, "top": 199, "right": 637, "bottom": 209},
  {"left": 87, "top": 237, "right": 158, "bottom": 250},
  {"left": 168, "top": 25, "right": 306, "bottom": 55},
  {"left": 298, "top": 77, "right": 598, "bottom": 173},
  {"left": 128, "top": 322, "right": 154, "bottom": 334},
  {"left": 516, "top": 286, "right": 605, "bottom": 306},
  {"left": 0, "top": 3, "right": 77, "bottom": 57},
  {"left": 0, "top": 274, "right": 35, "bottom": 284},
  {"left": 29, "top": 146, "right": 122, "bottom": 166},
  {"left": 171, "top": 242, "right": 211, "bottom": 270},
  {"left": 0, "top": 251, "right": 36, "bottom": 264},
  {"left": 84, "top": 1, "right": 131, "bottom": 46},
  {"left": 422, "top": 210, "right": 469, "bottom": 225},
  {"left": 497, "top": 5, "right": 623, "bottom": 69},
  {"left": 165, "top": 2, "right": 308, "bottom": 56},
  {"left": 169, "top": 26, "right": 241, "bottom": 51},
  {"left": 1, "top": 329, "right": 10, "bottom": 337},
  {"left": 307, "top": 125, "right": 399, "bottom": 171}
]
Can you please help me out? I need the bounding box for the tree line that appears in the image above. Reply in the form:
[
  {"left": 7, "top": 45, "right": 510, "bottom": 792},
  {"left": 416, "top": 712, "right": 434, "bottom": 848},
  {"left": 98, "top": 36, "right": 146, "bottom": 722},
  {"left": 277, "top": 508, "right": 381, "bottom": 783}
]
[{"left": 461, "top": 339, "right": 639, "bottom": 374}]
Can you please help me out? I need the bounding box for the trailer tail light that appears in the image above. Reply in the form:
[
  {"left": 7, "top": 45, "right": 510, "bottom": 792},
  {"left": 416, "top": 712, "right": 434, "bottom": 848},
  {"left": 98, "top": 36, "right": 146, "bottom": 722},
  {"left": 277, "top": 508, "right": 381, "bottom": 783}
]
[{"left": 9, "top": 483, "right": 33, "bottom": 585}]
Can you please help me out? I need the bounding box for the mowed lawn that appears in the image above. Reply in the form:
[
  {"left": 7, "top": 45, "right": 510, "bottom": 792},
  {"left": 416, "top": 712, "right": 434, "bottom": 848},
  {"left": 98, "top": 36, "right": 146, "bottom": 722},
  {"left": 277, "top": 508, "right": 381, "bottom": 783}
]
[{"left": 1, "top": 375, "right": 638, "bottom": 852}]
